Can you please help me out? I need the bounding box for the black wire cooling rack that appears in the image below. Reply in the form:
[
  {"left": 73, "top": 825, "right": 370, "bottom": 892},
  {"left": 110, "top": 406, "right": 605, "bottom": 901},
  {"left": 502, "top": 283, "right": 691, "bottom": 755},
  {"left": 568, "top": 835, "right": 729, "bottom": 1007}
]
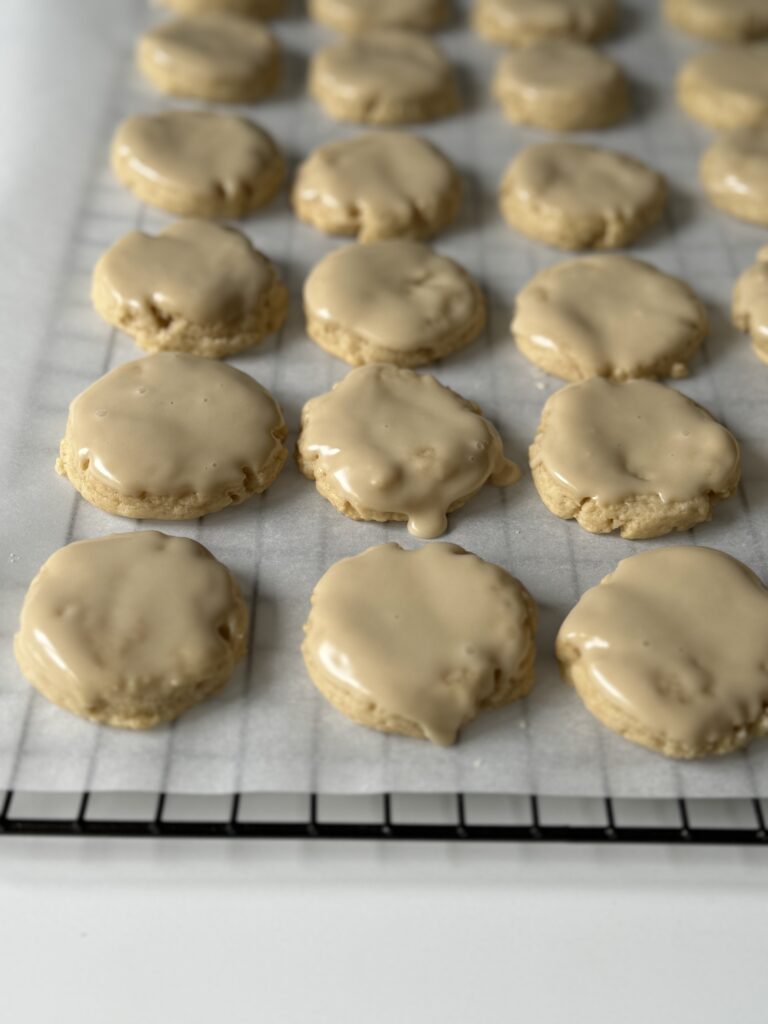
[{"left": 2, "top": 790, "right": 767, "bottom": 844}]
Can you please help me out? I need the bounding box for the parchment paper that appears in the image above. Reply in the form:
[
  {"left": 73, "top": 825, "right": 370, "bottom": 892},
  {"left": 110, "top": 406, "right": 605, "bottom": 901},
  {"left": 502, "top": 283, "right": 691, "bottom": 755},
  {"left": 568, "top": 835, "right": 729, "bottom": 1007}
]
[{"left": 2, "top": 0, "right": 768, "bottom": 798}]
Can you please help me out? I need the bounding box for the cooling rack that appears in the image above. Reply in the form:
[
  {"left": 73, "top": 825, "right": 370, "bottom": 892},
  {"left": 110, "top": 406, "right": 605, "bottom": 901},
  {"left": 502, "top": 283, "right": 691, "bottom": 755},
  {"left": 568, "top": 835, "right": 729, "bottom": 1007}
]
[
  {"left": 2, "top": 790, "right": 767, "bottom": 843},
  {"left": 3, "top": 0, "right": 768, "bottom": 844}
]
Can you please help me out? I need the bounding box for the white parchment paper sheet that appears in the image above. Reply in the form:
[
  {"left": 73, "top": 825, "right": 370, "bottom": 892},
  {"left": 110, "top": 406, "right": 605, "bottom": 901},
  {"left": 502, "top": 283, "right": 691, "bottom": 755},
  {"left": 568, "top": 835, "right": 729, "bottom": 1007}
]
[{"left": 2, "top": 0, "right": 768, "bottom": 798}]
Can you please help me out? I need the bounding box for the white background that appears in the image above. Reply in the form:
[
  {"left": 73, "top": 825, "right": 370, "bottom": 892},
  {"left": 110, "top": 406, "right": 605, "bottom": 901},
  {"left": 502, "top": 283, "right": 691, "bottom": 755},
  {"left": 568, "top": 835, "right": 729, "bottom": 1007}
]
[
  {"left": 3, "top": 836, "right": 768, "bottom": 1022},
  {"left": 2, "top": 5, "right": 768, "bottom": 1018}
]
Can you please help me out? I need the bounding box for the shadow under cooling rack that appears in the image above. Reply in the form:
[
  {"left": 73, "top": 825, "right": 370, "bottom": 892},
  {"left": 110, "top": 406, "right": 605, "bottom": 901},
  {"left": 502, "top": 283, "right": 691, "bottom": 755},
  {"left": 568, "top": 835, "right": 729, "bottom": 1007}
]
[{"left": 2, "top": 791, "right": 768, "bottom": 844}]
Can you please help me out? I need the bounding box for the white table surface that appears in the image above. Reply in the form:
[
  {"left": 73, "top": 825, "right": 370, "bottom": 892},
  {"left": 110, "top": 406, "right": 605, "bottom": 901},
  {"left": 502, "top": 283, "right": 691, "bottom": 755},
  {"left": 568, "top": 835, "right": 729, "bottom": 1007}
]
[{"left": 3, "top": 836, "right": 768, "bottom": 1023}]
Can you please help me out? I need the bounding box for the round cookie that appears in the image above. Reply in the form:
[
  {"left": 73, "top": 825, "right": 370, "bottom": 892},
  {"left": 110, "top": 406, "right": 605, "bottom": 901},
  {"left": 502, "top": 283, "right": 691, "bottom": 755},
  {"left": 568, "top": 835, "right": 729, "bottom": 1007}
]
[
  {"left": 733, "top": 245, "right": 768, "bottom": 363},
  {"left": 663, "top": 0, "right": 768, "bottom": 42},
  {"left": 296, "top": 364, "right": 520, "bottom": 539},
  {"left": 700, "top": 125, "right": 768, "bottom": 226},
  {"left": 529, "top": 378, "right": 741, "bottom": 539},
  {"left": 308, "top": 29, "right": 460, "bottom": 125},
  {"left": 292, "top": 132, "right": 461, "bottom": 241},
  {"left": 511, "top": 255, "right": 707, "bottom": 381},
  {"left": 156, "top": 0, "right": 283, "bottom": 16},
  {"left": 492, "top": 39, "right": 628, "bottom": 131},
  {"left": 110, "top": 110, "right": 284, "bottom": 218},
  {"left": 499, "top": 143, "right": 667, "bottom": 250},
  {"left": 308, "top": 0, "right": 449, "bottom": 31},
  {"left": 557, "top": 546, "right": 768, "bottom": 759},
  {"left": 472, "top": 0, "right": 617, "bottom": 44},
  {"left": 92, "top": 220, "right": 288, "bottom": 358},
  {"left": 302, "top": 542, "right": 537, "bottom": 746},
  {"left": 14, "top": 531, "right": 247, "bottom": 729},
  {"left": 303, "top": 240, "right": 485, "bottom": 368},
  {"left": 56, "top": 352, "right": 287, "bottom": 519},
  {"left": 677, "top": 43, "right": 768, "bottom": 130},
  {"left": 137, "top": 12, "right": 280, "bottom": 103}
]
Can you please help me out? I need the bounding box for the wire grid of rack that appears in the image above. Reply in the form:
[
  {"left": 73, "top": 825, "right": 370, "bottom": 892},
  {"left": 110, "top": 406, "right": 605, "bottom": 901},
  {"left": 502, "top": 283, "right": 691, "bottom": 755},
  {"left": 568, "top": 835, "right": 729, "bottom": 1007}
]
[{"left": 2, "top": 790, "right": 767, "bottom": 843}]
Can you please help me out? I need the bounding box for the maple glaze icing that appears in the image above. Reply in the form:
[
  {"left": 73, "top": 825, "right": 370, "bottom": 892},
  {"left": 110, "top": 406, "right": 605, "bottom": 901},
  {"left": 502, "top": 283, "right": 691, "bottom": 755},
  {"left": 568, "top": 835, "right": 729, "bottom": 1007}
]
[
  {"left": 701, "top": 125, "right": 768, "bottom": 223},
  {"left": 513, "top": 255, "right": 705, "bottom": 379},
  {"left": 310, "top": 29, "right": 455, "bottom": 108},
  {"left": 310, "top": 0, "right": 447, "bottom": 30},
  {"left": 14, "top": 531, "right": 246, "bottom": 721},
  {"left": 111, "top": 110, "right": 280, "bottom": 207},
  {"left": 298, "top": 364, "right": 519, "bottom": 539},
  {"left": 60, "top": 353, "right": 285, "bottom": 501},
  {"left": 304, "top": 240, "right": 479, "bottom": 352},
  {"left": 303, "top": 542, "right": 535, "bottom": 745},
  {"left": 733, "top": 245, "right": 768, "bottom": 360},
  {"left": 532, "top": 378, "right": 740, "bottom": 505},
  {"left": 558, "top": 547, "right": 768, "bottom": 754},
  {"left": 679, "top": 43, "right": 768, "bottom": 116},
  {"left": 496, "top": 38, "right": 622, "bottom": 96},
  {"left": 96, "top": 219, "right": 275, "bottom": 326},
  {"left": 139, "top": 11, "right": 278, "bottom": 87},
  {"left": 502, "top": 142, "right": 664, "bottom": 228},
  {"left": 293, "top": 132, "right": 459, "bottom": 239},
  {"left": 475, "top": 0, "right": 617, "bottom": 42}
]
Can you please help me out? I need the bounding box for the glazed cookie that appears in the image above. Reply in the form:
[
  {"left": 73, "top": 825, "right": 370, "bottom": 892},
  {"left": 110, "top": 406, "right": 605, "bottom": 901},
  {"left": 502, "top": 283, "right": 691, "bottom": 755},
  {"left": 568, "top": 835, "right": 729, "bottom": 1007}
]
[
  {"left": 530, "top": 378, "right": 740, "bottom": 539},
  {"left": 14, "top": 531, "right": 247, "bottom": 729},
  {"left": 557, "top": 547, "right": 768, "bottom": 758},
  {"left": 157, "top": 0, "right": 283, "bottom": 16},
  {"left": 303, "top": 240, "right": 485, "bottom": 367},
  {"left": 308, "top": 30, "right": 459, "bottom": 124},
  {"left": 733, "top": 246, "right": 768, "bottom": 363},
  {"left": 473, "top": 0, "right": 617, "bottom": 44},
  {"left": 137, "top": 12, "right": 280, "bottom": 103},
  {"left": 57, "top": 352, "right": 287, "bottom": 519},
  {"left": 297, "top": 364, "right": 519, "bottom": 538},
  {"left": 492, "top": 39, "right": 628, "bottom": 131},
  {"left": 499, "top": 143, "right": 666, "bottom": 249},
  {"left": 92, "top": 220, "right": 288, "bottom": 358},
  {"left": 302, "top": 542, "right": 537, "bottom": 746},
  {"left": 512, "top": 255, "right": 707, "bottom": 381},
  {"left": 663, "top": 0, "right": 768, "bottom": 42},
  {"left": 308, "top": 0, "right": 449, "bottom": 32},
  {"left": 110, "top": 110, "right": 284, "bottom": 218},
  {"left": 677, "top": 44, "right": 768, "bottom": 130},
  {"left": 292, "top": 133, "right": 461, "bottom": 241},
  {"left": 700, "top": 125, "right": 768, "bottom": 226}
]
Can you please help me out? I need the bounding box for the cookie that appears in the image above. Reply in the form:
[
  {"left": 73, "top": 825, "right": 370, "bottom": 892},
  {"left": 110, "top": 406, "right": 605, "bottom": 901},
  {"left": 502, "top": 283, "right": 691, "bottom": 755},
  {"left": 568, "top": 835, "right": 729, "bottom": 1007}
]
[
  {"left": 92, "top": 219, "right": 287, "bottom": 358},
  {"left": 297, "top": 364, "right": 519, "bottom": 538},
  {"left": 700, "top": 125, "right": 768, "bottom": 226},
  {"left": 512, "top": 255, "right": 707, "bottom": 381},
  {"left": 308, "top": 0, "right": 449, "bottom": 31},
  {"left": 308, "top": 29, "right": 459, "bottom": 124},
  {"left": 302, "top": 542, "right": 537, "bottom": 746},
  {"left": 303, "top": 240, "right": 485, "bottom": 367},
  {"left": 499, "top": 143, "right": 666, "bottom": 250},
  {"left": 530, "top": 378, "right": 740, "bottom": 539},
  {"left": 557, "top": 547, "right": 768, "bottom": 758},
  {"left": 137, "top": 11, "right": 280, "bottom": 103},
  {"left": 14, "top": 531, "right": 247, "bottom": 729},
  {"left": 156, "top": 0, "right": 283, "bottom": 16},
  {"left": 110, "top": 110, "right": 284, "bottom": 218},
  {"left": 663, "top": 0, "right": 768, "bottom": 42},
  {"left": 492, "top": 39, "right": 627, "bottom": 131},
  {"left": 57, "top": 352, "right": 287, "bottom": 520},
  {"left": 733, "top": 245, "right": 768, "bottom": 363},
  {"left": 473, "top": 0, "right": 617, "bottom": 44},
  {"left": 677, "top": 43, "right": 768, "bottom": 130},
  {"left": 292, "top": 132, "right": 461, "bottom": 241}
]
